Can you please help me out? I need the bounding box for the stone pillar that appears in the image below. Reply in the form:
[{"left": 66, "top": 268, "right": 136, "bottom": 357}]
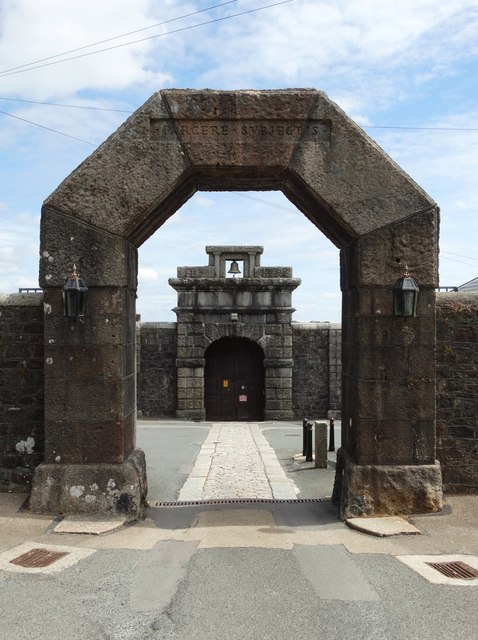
[
  {"left": 263, "top": 322, "right": 294, "bottom": 420},
  {"left": 175, "top": 314, "right": 206, "bottom": 421},
  {"left": 30, "top": 209, "right": 146, "bottom": 518},
  {"left": 264, "top": 360, "right": 294, "bottom": 421},
  {"left": 335, "top": 211, "right": 443, "bottom": 518}
]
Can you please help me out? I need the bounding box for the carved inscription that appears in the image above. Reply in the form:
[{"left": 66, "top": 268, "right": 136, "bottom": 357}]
[{"left": 150, "top": 119, "right": 331, "bottom": 142}]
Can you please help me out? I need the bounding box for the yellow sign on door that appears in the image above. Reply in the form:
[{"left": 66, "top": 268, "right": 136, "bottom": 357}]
[{"left": 223, "top": 379, "right": 229, "bottom": 389}]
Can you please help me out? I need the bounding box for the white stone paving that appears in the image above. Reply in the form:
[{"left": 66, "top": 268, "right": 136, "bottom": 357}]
[{"left": 178, "top": 422, "right": 298, "bottom": 501}]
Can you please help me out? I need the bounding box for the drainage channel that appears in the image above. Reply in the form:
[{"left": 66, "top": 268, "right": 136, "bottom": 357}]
[{"left": 150, "top": 497, "right": 332, "bottom": 508}]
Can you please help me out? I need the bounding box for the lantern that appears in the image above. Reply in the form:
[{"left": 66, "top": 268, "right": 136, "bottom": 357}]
[
  {"left": 393, "top": 265, "right": 419, "bottom": 317},
  {"left": 63, "top": 265, "right": 88, "bottom": 318}
]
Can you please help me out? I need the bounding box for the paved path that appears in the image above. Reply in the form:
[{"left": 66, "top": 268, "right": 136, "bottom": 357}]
[
  {"left": 2, "top": 420, "right": 478, "bottom": 639},
  {"left": 178, "top": 422, "right": 298, "bottom": 501}
]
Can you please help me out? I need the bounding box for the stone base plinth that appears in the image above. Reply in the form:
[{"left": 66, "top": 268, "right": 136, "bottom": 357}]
[
  {"left": 264, "top": 410, "right": 294, "bottom": 421},
  {"left": 176, "top": 409, "right": 206, "bottom": 421},
  {"left": 29, "top": 449, "right": 147, "bottom": 520},
  {"left": 332, "top": 448, "right": 443, "bottom": 519}
]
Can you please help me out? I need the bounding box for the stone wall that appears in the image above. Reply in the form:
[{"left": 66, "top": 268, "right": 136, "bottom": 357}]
[
  {"left": 137, "top": 321, "right": 341, "bottom": 421},
  {"left": 137, "top": 323, "right": 177, "bottom": 417},
  {"left": 3, "top": 291, "right": 478, "bottom": 494},
  {"left": 292, "top": 323, "right": 332, "bottom": 419},
  {"left": 436, "top": 293, "right": 478, "bottom": 493},
  {"left": 0, "top": 293, "right": 44, "bottom": 491}
]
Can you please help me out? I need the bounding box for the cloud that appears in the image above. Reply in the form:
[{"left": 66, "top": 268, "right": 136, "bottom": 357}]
[
  {"left": 195, "top": 1, "right": 477, "bottom": 110},
  {"left": 138, "top": 266, "right": 159, "bottom": 282},
  {"left": 0, "top": 0, "right": 175, "bottom": 99},
  {"left": 1, "top": 0, "right": 477, "bottom": 321}
]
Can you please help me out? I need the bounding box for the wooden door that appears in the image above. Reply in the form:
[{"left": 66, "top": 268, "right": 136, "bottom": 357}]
[{"left": 205, "top": 338, "right": 264, "bottom": 421}]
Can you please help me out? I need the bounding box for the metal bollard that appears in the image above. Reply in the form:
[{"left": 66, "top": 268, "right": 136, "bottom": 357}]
[
  {"left": 305, "top": 421, "right": 313, "bottom": 462},
  {"left": 302, "top": 418, "right": 308, "bottom": 456},
  {"left": 328, "top": 418, "right": 335, "bottom": 452}
]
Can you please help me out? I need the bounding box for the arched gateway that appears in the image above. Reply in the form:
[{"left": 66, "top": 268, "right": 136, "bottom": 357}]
[
  {"left": 31, "top": 89, "right": 442, "bottom": 519},
  {"left": 205, "top": 337, "right": 265, "bottom": 422}
]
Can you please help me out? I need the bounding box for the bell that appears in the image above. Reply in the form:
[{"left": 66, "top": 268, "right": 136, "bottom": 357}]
[{"left": 227, "top": 260, "right": 241, "bottom": 277}]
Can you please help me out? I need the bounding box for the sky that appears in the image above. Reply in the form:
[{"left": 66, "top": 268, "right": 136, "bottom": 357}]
[{"left": 1, "top": 0, "right": 477, "bottom": 323}]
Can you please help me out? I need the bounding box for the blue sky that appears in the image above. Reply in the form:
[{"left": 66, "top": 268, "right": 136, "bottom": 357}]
[{"left": 1, "top": 0, "right": 477, "bottom": 322}]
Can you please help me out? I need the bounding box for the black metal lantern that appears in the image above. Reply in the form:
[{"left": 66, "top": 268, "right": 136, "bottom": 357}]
[
  {"left": 63, "top": 265, "right": 88, "bottom": 318},
  {"left": 393, "top": 265, "right": 419, "bottom": 317}
]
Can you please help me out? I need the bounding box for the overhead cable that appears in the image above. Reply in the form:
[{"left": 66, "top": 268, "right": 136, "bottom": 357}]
[
  {"left": 0, "top": 1, "right": 238, "bottom": 75},
  {"left": 0, "top": 1, "right": 294, "bottom": 78},
  {"left": 0, "top": 109, "right": 96, "bottom": 146},
  {"left": 0, "top": 96, "right": 133, "bottom": 113},
  {"left": 1, "top": 96, "right": 476, "bottom": 132}
]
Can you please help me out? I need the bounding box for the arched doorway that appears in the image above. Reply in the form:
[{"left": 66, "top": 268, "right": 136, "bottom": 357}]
[
  {"left": 32, "top": 88, "right": 442, "bottom": 520},
  {"left": 205, "top": 338, "right": 264, "bottom": 421}
]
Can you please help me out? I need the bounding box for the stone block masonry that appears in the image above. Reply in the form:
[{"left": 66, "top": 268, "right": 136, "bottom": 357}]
[
  {"left": 2, "top": 290, "right": 478, "bottom": 496},
  {"left": 137, "top": 323, "right": 177, "bottom": 417},
  {"left": 0, "top": 293, "right": 44, "bottom": 491},
  {"left": 436, "top": 293, "right": 478, "bottom": 493},
  {"left": 292, "top": 323, "right": 331, "bottom": 419},
  {"left": 137, "top": 321, "right": 341, "bottom": 421}
]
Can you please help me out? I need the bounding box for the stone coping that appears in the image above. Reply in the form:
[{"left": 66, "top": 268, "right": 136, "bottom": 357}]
[
  {"left": 292, "top": 322, "right": 341, "bottom": 330},
  {"left": 0, "top": 292, "right": 43, "bottom": 306}
]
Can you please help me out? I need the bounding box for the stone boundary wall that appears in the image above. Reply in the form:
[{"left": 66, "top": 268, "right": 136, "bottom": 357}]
[
  {"left": 436, "top": 293, "right": 478, "bottom": 493},
  {"left": 2, "top": 293, "right": 478, "bottom": 494},
  {"left": 292, "top": 323, "right": 338, "bottom": 419},
  {"left": 137, "top": 321, "right": 340, "bottom": 421},
  {"left": 0, "top": 293, "right": 44, "bottom": 491},
  {"left": 137, "top": 323, "right": 177, "bottom": 417}
]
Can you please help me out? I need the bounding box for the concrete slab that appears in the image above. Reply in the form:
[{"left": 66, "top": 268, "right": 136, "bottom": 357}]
[
  {"left": 187, "top": 509, "right": 295, "bottom": 550},
  {"left": 53, "top": 515, "right": 127, "bottom": 535},
  {"left": 130, "top": 540, "right": 199, "bottom": 612},
  {"left": 346, "top": 516, "right": 421, "bottom": 537},
  {"left": 0, "top": 516, "right": 54, "bottom": 552}
]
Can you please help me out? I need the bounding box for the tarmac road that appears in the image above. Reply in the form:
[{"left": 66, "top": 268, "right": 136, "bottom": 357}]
[{"left": 1, "top": 419, "right": 477, "bottom": 640}]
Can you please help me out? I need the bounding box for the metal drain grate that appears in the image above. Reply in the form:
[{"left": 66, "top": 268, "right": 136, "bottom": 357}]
[
  {"left": 150, "top": 497, "right": 331, "bottom": 507},
  {"left": 9, "top": 548, "right": 70, "bottom": 568},
  {"left": 426, "top": 561, "right": 478, "bottom": 580}
]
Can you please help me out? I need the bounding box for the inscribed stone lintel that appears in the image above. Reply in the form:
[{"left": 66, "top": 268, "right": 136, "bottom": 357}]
[{"left": 150, "top": 118, "right": 332, "bottom": 143}]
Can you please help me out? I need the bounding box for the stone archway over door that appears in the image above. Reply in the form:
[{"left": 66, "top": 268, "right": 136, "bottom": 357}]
[
  {"left": 31, "top": 89, "right": 443, "bottom": 519},
  {"left": 205, "top": 338, "right": 265, "bottom": 421}
]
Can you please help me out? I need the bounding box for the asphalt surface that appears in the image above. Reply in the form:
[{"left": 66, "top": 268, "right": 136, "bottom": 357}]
[
  {"left": 1, "top": 419, "right": 477, "bottom": 640},
  {"left": 137, "top": 419, "right": 340, "bottom": 501}
]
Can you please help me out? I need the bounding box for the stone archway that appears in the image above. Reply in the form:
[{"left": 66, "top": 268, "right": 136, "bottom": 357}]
[{"left": 30, "top": 89, "right": 442, "bottom": 519}]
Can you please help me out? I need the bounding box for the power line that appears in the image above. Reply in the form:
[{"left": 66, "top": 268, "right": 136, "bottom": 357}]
[
  {"left": 440, "top": 255, "right": 478, "bottom": 268},
  {"left": 0, "top": 1, "right": 238, "bottom": 76},
  {"left": 0, "top": 1, "right": 294, "bottom": 79},
  {"left": 0, "top": 96, "right": 133, "bottom": 113},
  {"left": 0, "top": 109, "right": 96, "bottom": 146},
  {"left": 1, "top": 96, "right": 477, "bottom": 132},
  {"left": 365, "top": 125, "right": 478, "bottom": 132},
  {"left": 442, "top": 250, "right": 478, "bottom": 262},
  {"left": 237, "top": 193, "right": 297, "bottom": 213},
  {"left": 2, "top": 101, "right": 478, "bottom": 149}
]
